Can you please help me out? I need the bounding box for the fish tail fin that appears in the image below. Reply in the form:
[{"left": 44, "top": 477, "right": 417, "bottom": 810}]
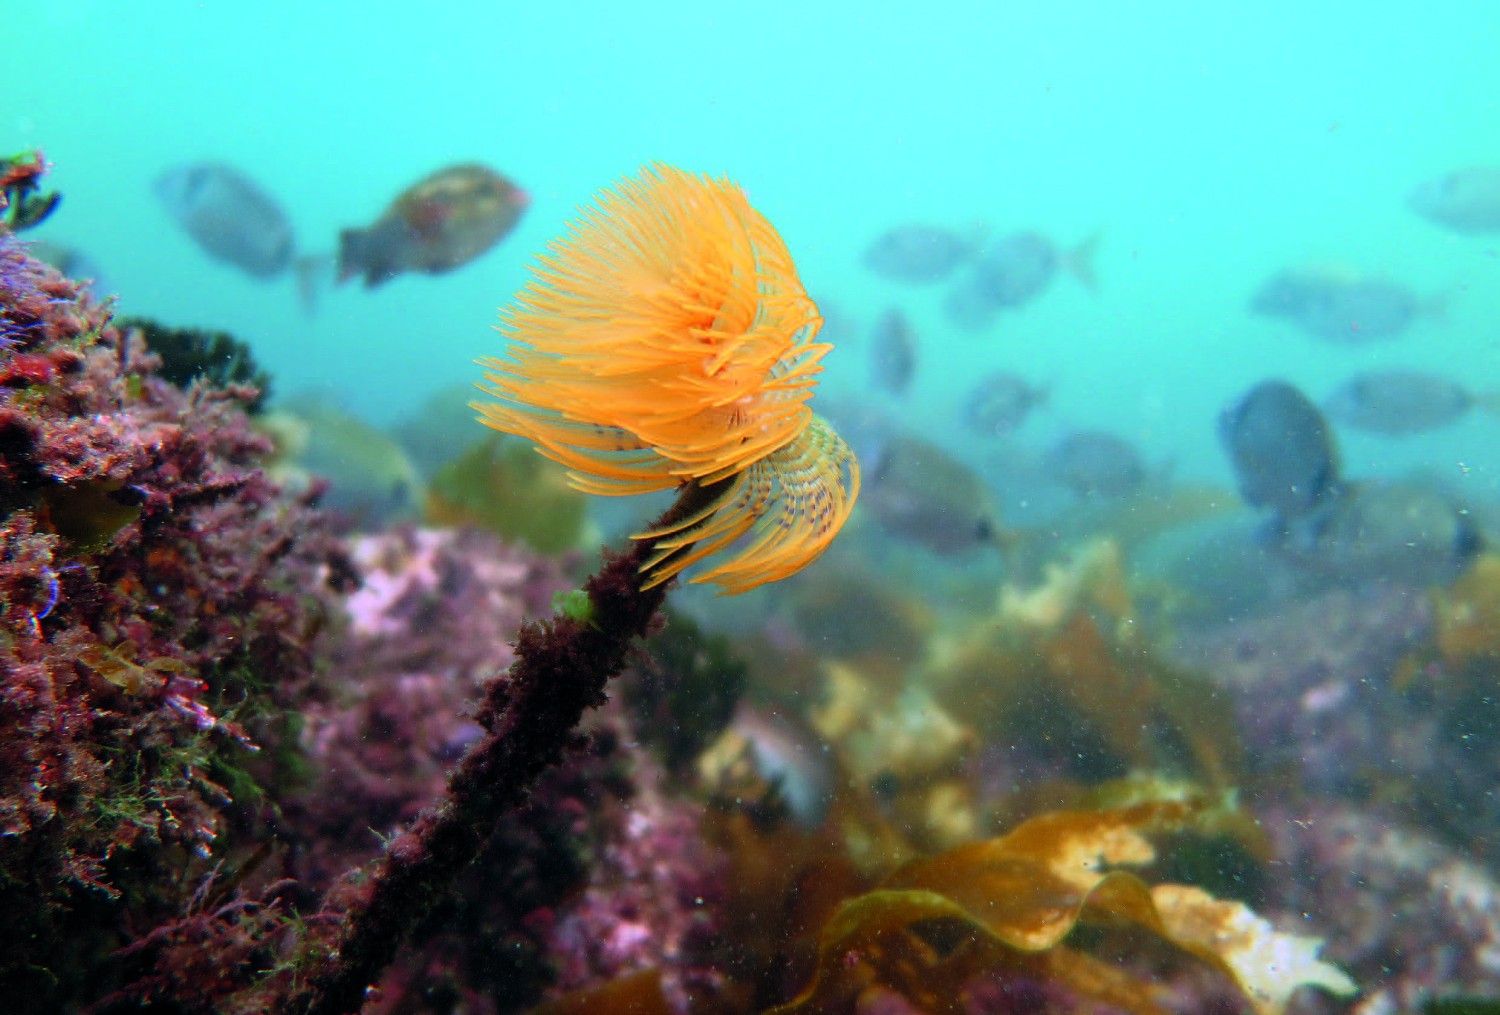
[
  {"left": 293, "top": 253, "right": 335, "bottom": 315},
  {"left": 1062, "top": 230, "right": 1103, "bottom": 291}
]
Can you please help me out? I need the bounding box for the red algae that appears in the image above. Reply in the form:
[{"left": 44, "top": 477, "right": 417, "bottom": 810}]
[{"left": 0, "top": 226, "right": 348, "bottom": 1009}]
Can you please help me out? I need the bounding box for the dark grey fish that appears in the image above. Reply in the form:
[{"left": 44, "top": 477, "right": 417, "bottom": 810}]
[
  {"left": 1249, "top": 268, "right": 1435, "bottom": 343},
  {"left": 1283, "top": 480, "right": 1481, "bottom": 587},
  {"left": 942, "top": 230, "right": 1098, "bottom": 331},
  {"left": 870, "top": 308, "right": 917, "bottom": 397},
  {"left": 1324, "top": 370, "right": 1483, "bottom": 435},
  {"left": 863, "top": 224, "right": 978, "bottom": 283},
  {"left": 1219, "top": 380, "right": 1340, "bottom": 520},
  {"left": 153, "top": 162, "right": 294, "bottom": 278},
  {"left": 1409, "top": 166, "right": 1500, "bottom": 234},
  {"left": 962, "top": 372, "right": 1046, "bottom": 436},
  {"left": 865, "top": 434, "right": 1002, "bottom": 556},
  {"left": 1046, "top": 431, "right": 1145, "bottom": 498}
]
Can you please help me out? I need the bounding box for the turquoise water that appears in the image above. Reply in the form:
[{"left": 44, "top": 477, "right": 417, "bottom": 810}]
[{"left": 5, "top": 0, "right": 1499, "bottom": 490}]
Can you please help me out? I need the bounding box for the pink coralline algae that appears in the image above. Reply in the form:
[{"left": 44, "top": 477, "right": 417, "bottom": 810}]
[
  {"left": 0, "top": 228, "right": 350, "bottom": 1009},
  {"left": 1179, "top": 582, "right": 1500, "bottom": 1013},
  {"left": 278, "top": 526, "right": 730, "bottom": 1013},
  {"left": 1266, "top": 803, "right": 1500, "bottom": 1014},
  {"left": 283, "top": 524, "right": 570, "bottom": 887},
  {"left": 541, "top": 765, "right": 729, "bottom": 1010}
]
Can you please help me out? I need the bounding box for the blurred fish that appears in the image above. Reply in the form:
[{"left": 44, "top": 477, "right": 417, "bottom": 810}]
[
  {"left": 153, "top": 162, "right": 295, "bottom": 279},
  {"left": 339, "top": 163, "right": 528, "bottom": 288},
  {"left": 865, "top": 434, "right": 1008, "bottom": 556},
  {"left": 1409, "top": 166, "right": 1500, "bottom": 234},
  {"left": 260, "top": 400, "right": 424, "bottom": 528},
  {"left": 943, "top": 230, "right": 1099, "bottom": 331},
  {"left": 1285, "top": 480, "right": 1482, "bottom": 588},
  {"left": 1325, "top": 369, "right": 1499, "bottom": 436},
  {"left": 1219, "top": 380, "right": 1341, "bottom": 520},
  {"left": 962, "top": 372, "right": 1047, "bottom": 436},
  {"left": 863, "top": 224, "right": 980, "bottom": 283},
  {"left": 1046, "top": 431, "right": 1145, "bottom": 499},
  {"left": 1249, "top": 266, "right": 1440, "bottom": 343},
  {"left": 705, "top": 704, "right": 833, "bottom": 828},
  {"left": 870, "top": 308, "right": 917, "bottom": 397}
]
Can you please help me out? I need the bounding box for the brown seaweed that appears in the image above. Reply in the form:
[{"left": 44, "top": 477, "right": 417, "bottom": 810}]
[{"left": 772, "top": 801, "right": 1355, "bottom": 1014}]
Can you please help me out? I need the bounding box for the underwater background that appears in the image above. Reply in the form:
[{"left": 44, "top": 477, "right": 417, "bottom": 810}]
[
  {"left": 8, "top": 1, "right": 1499, "bottom": 482},
  {"left": 5, "top": 2, "right": 1500, "bottom": 1014}
]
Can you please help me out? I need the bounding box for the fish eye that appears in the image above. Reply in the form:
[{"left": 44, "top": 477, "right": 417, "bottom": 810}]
[{"left": 975, "top": 518, "right": 993, "bottom": 542}]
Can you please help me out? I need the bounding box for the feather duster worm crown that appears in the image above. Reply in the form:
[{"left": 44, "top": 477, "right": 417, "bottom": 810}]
[{"left": 475, "top": 163, "right": 858, "bottom": 594}]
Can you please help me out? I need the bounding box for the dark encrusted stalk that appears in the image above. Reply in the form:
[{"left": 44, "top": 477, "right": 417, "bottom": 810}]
[{"left": 291, "top": 480, "right": 726, "bottom": 1015}]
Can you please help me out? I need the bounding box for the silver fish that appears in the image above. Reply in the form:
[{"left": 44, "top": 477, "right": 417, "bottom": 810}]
[
  {"left": 1324, "top": 370, "right": 1489, "bottom": 435},
  {"left": 1283, "top": 480, "right": 1482, "bottom": 588},
  {"left": 1046, "top": 431, "right": 1145, "bottom": 499},
  {"left": 943, "top": 230, "right": 1098, "bottom": 331},
  {"left": 730, "top": 705, "right": 833, "bottom": 828},
  {"left": 1250, "top": 267, "right": 1437, "bottom": 343},
  {"left": 962, "top": 372, "right": 1047, "bottom": 436},
  {"left": 153, "top": 162, "right": 294, "bottom": 279},
  {"left": 863, "top": 224, "right": 978, "bottom": 283},
  {"left": 1409, "top": 166, "right": 1500, "bottom": 234},
  {"left": 865, "top": 434, "right": 1002, "bottom": 556}
]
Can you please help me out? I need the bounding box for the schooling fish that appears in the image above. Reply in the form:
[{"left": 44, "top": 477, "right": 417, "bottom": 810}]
[
  {"left": 863, "top": 224, "right": 980, "bottom": 283},
  {"left": 153, "top": 162, "right": 295, "bottom": 279},
  {"left": 1219, "top": 380, "right": 1341, "bottom": 521},
  {"left": 1283, "top": 480, "right": 1482, "bottom": 588},
  {"left": 962, "top": 371, "right": 1047, "bottom": 437},
  {"left": 1046, "top": 431, "right": 1145, "bottom": 499},
  {"left": 1409, "top": 166, "right": 1500, "bottom": 234},
  {"left": 870, "top": 308, "right": 917, "bottom": 397},
  {"left": 864, "top": 433, "right": 1007, "bottom": 556},
  {"left": 1324, "top": 369, "right": 1498, "bottom": 436},
  {"left": 339, "top": 163, "right": 528, "bottom": 288},
  {"left": 1250, "top": 266, "right": 1440, "bottom": 343},
  {"left": 943, "top": 230, "right": 1099, "bottom": 331}
]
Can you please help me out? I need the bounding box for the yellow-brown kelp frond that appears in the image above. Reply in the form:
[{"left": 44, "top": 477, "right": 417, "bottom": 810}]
[
  {"left": 773, "top": 801, "right": 1356, "bottom": 1015},
  {"left": 475, "top": 164, "right": 857, "bottom": 593}
]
